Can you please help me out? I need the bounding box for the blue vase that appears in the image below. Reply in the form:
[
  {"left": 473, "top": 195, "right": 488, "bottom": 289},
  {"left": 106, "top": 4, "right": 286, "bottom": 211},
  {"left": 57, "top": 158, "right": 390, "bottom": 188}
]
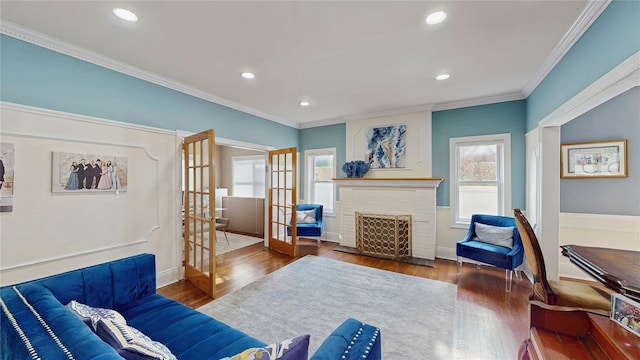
[
  {"left": 353, "top": 160, "right": 369, "bottom": 178},
  {"left": 342, "top": 162, "right": 355, "bottom": 177},
  {"left": 342, "top": 161, "right": 369, "bottom": 178}
]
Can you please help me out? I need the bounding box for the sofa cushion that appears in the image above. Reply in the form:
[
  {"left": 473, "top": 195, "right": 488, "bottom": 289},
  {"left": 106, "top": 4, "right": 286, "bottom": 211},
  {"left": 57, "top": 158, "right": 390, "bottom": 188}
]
[
  {"left": 474, "top": 222, "right": 514, "bottom": 249},
  {"left": 66, "top": 300, "right": 126, "bottom": 331},
  {"left": 221, "top": 334, "right": 310, "bottom": 360},
  {"left": 96, "top": 318, "right": 177, "bottom": 360}
]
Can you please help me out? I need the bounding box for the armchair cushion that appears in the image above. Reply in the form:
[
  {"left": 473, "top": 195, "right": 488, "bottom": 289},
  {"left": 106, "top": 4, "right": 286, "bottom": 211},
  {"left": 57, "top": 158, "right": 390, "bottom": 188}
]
[
  {"left": 296, "top": 209, "right": 317, "bottom": 224},
  {"left": 474, "top": 222, "right": 515, "bottom": 249}
]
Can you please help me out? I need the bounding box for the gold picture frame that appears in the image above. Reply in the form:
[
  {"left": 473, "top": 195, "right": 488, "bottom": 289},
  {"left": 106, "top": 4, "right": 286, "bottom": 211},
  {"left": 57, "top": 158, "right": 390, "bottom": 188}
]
[{"left": 560, "top": 139, "right": 628, "bottom": 178}]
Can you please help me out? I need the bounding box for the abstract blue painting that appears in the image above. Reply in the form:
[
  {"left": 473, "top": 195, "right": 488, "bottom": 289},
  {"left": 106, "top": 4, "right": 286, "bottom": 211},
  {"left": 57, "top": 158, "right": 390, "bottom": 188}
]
[{"left": 366, "top": 125, "right": 406, "bottom": 168}]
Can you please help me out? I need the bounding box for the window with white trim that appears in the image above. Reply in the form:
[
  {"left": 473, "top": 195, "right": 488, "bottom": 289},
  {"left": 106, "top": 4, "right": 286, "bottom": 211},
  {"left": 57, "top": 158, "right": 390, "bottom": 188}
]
[
  {"left": 450, "top": 134, "right": 511, "bottom": 226},
  {"left": 305, "top": 148, "right": 336, "bottom": 215},
  {"left": 232, "top": 155, "right": 265, "bottom": 198}
]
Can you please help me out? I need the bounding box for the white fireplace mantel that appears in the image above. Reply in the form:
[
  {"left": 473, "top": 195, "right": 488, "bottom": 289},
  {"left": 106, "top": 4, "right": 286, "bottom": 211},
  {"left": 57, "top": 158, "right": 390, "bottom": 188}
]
[
  {"left": 333, "top": 177, "right": 443, "bottom": 188},
  {"left": 334, "top": 177, "right": 443, "bottom": 261}
]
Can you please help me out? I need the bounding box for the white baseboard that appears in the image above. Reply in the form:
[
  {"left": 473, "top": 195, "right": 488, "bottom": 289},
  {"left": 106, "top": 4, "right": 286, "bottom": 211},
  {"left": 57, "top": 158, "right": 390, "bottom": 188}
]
[
  {"left": 157, "top": 267, "right": 181, "bottom": 288},
  {"left": 436, "top": 246, "right": 457, "bottom": 261},
  {"left": 322, "top": 231, "right": 340, "bottom": 242}
]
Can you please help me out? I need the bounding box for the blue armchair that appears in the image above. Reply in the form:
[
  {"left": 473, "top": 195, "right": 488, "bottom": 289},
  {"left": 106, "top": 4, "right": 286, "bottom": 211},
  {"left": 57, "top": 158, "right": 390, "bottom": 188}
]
[
  {"left": 287, "top": 204, "right": 323, "bottom": 245},
  {"left": 456, "top": 214, "right": 524, "bottom": 292}
]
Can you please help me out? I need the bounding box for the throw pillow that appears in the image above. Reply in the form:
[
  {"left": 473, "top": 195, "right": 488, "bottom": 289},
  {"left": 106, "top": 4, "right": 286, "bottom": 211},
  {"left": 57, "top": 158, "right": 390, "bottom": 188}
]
[
  {"left": 96, "top": 319, "right": 177, "bottom": 360},
  {"left": 220, "top": 334, "right": 310, "bottom": 360},
  {"left": 66, "top": 300, "right": 127, "bottom": 331},
  {"left": 474, "top": 222, "right": 515, "bottom": 249},
  {"left": 296, "top": 210, "right": 317, "bottom": 224}
]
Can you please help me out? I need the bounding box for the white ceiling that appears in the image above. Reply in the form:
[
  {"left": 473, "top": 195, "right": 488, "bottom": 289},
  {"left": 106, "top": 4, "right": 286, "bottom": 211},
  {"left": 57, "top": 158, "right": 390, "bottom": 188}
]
[{"left": 0, "top": 1, "right": 600, "bottom": 128}]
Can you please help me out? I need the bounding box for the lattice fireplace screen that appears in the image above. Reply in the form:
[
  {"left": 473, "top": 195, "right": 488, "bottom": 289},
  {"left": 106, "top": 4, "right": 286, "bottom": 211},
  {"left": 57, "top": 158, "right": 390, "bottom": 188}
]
[{"left": 356, "top": 212, "right": 412, "bottom": 260}]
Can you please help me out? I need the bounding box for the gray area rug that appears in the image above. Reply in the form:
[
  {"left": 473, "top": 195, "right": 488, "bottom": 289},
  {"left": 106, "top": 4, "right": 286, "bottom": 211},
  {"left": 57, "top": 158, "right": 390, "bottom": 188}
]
[{"left": 198, "top": 255, "right": 458, "bottom": 359}]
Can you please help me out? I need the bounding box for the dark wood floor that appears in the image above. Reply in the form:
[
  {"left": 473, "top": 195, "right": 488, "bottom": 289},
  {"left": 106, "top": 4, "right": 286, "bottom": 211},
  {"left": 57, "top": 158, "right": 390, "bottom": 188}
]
[{"left": 159, "top": 240, "right": 533, "bottom": 359}]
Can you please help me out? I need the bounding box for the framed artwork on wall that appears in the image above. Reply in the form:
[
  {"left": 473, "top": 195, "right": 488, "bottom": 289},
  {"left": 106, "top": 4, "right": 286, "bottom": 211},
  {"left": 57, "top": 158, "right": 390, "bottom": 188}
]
[
  {"left": 51, "top": 151, "right": 128, "bottom": 193},
  {"left": 366, "top": 124, "right": 407, "bottom": 169},
  {"left": 560, "top": 139, "right": 628, "bottom": 178},
  {"left": 0, "top": 143, "right": 15, "bottom": 212}
]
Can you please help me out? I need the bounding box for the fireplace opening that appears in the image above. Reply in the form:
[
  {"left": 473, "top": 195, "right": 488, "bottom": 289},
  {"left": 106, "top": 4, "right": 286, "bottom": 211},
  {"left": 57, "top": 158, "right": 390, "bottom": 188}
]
[{"left": 356, "top": 212, "right": 412, "bottom": 260}]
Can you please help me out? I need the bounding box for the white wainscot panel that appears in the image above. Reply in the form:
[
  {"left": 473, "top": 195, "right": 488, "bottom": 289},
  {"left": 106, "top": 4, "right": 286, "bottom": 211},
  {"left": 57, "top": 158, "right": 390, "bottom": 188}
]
[{"left": 559, "top": 212, "right": 640, "bottom": 280}]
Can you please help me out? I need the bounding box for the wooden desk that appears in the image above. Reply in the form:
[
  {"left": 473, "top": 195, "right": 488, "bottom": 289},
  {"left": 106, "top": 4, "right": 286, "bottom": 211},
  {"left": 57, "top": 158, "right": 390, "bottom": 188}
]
[{"left": 561, "top": 245, "right": 640, "bottom": 302}]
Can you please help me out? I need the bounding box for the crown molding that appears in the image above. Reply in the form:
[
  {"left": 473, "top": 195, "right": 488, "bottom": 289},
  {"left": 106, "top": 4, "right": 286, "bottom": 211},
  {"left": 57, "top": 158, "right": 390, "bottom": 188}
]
[
  {"left": 343, "top": 103, "right": 435, "bottom": 122},
  {"left": 0, "top": 20, "right": 298, "bottom": 129},
  {"left": 299, "top": 103, "right": 436, "bottom": 129},
  {"left": 522, "top": 0, "right": 611, "bottom": 96},
  {"left": 539, "top": 51, "right": 639, "bottom": 127},
  {"left": 299, "top": 92, "right": 527, "bottom": 128},
  {"left": 298, "top": 117, "right": 347, "bottom": 129},
  {"left": 432, "top": 92, "right": 526, "bottom": 112}
]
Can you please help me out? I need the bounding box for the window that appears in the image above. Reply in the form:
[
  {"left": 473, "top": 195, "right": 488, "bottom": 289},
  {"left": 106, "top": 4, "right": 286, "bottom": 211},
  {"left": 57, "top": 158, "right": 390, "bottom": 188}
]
[
  {"left": 450, "top": 134, "right": 511, "bottom": 226},
  {"left": 305, "top": 148, "right": 336, "bottom": 215},
  {"left": 232, "top": 155, "right": 265, "bottom": 197}
]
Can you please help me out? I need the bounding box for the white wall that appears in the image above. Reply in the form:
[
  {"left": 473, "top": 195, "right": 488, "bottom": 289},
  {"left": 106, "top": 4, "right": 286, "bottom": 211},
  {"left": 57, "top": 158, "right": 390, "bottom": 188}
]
[
  {"left": 0, "top": 103, "right": 181, "bottom": 287},
  {"left": 345, "top": 111, "right": 432, "bottom": 178},
  {"left": 559, "top": 212, "right": 640, "bottom": 279}
]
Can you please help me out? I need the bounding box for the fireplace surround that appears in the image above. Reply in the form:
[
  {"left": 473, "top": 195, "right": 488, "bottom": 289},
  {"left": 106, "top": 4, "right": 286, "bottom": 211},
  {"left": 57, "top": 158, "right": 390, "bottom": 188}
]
[{"left": 334, "top": 178, "right": 443, "bottom": 261}]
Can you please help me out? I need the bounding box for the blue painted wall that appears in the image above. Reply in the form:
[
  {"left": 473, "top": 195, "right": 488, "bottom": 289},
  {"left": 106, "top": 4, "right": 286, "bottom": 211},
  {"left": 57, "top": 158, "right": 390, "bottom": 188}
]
[
  {"left": 432, "top": 100, "right": 527, "bottom": 208},
  {"left": 298, "top": 124, "right": 346, "bottom": 197},
  {"left": 0, "top": 36, "right": 298, "bottom": 149},
  {"left": 3, "top": 0, "right": 637, "bottom": 218},
  {"left": 526, "top": 0, "right": 640, "bottom": 130},
  {"left": 560, "top": 87, "right": 640, "bottom": 216}
]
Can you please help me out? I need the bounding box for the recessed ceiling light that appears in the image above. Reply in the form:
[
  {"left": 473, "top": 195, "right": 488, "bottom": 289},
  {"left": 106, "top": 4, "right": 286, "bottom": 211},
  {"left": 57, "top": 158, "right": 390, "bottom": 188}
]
[
  {"left": 241, "top": 72, "right": 255, "bottom": 79},
  {"left": 299, "top": 101, "right": 310, "bottom": 107},
  {"left": 426, "top": 11, "right": 446, "bottom": 25},
  {"left": 113, "top": 8, "right": 138, "bottom": 22},
  {"left": 435, "top": 73, "right": 450, "bottom": 81}
]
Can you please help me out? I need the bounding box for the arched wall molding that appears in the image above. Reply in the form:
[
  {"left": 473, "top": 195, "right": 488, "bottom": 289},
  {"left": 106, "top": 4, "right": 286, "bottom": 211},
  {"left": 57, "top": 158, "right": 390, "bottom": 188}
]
[{"left": 0, "top": 102, "right": 172, "bottom": 276}]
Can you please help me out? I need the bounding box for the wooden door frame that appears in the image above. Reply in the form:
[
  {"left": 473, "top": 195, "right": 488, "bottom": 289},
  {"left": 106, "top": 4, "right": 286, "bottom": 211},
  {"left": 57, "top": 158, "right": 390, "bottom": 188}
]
[
  {"left": 176, "top": 133, "right": 276, "bottom": 279},
  {"left": 268, "top": 147, "right": 298, "bottom": 257},
  {"left": 183, "top": 129, "right": 216, "bottom": 297}
]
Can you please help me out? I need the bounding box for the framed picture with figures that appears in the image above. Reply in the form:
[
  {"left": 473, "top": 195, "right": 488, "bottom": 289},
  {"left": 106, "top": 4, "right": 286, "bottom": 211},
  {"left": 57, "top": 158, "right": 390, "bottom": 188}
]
[
  {"left": 611, "top": 293, "right": 640, "bottom": 337},
  {"left": 51, "top": 151, "right": 128, "bottom": 193},
  {"left": 0, "top": 143, "right": 15, "bottom": 212}
]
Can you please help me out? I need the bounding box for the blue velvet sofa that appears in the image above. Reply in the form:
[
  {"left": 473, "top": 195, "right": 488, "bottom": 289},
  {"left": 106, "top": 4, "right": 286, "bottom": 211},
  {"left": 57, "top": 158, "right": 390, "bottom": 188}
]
[{"left": 0, "top": 254, "right": 381, "bottom": 360}]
